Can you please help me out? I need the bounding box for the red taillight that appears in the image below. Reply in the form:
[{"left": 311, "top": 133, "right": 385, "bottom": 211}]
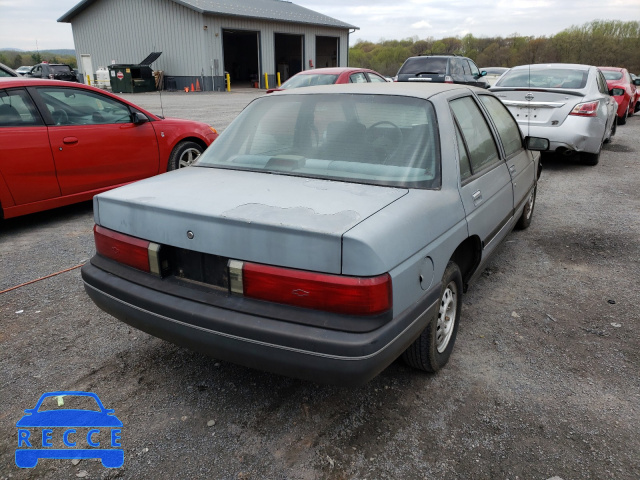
[
  {"left": 235, "top": 262, "right": 392, "bottom": 316},
  {"left": 94, "top": 225, "right": 151, "bottom": 272},
  {"left": 570, "top": 101, "right": 599, "bottom": 117}
]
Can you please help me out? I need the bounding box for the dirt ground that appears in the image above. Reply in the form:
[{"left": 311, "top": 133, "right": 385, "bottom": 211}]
[{"left": 0, "top": 91, "right": 638, "bottom": 480}]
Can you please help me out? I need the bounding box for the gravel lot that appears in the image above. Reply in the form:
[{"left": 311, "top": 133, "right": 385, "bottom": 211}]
[{"left": 1, "top": 90, "right": 639, "bottom": 480}]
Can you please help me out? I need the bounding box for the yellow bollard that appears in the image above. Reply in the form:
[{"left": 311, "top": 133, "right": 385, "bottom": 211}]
[
  {"left": 277, "top": 72, "right": 281, "bottom": 87},
  {"left": 86, "top": 75, "right": 91, "bottom": 86},
  {"left": 264, "top": 72, "right": 269, "bottom": 90},
  {"left": 226, "top": 73, "right": 231, "bottom": 92}
]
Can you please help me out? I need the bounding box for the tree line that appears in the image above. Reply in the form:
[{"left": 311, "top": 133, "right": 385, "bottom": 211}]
[
  {"left": 0, "top": 51, "right": 78, "bottom": 69},
  {"left": 349, "top": 20, "right": 640, "bottom": 77}
]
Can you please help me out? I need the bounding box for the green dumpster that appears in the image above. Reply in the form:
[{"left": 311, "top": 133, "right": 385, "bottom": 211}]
[{"left": 108, "top": 52, "right": 161, "bottom": 93}]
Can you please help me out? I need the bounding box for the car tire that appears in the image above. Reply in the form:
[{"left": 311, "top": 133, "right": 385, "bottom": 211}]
[
  {"left": 582, "top": 149, "right": 600, "bottom": 166},
  {"left": 516, "top": 185, "right": 536, "bottom": 230},
  {"left": 402, "top": 261, "right": 462, "bottom": 373},
  {"left": 604, "top": 119, "right": 617, "bottom": 144},
  {"left": 617, "top": 105, "right": 628, "bottom": 125},
  {"left": 167, "top": 141, "right": 204, "bottom": 171}
]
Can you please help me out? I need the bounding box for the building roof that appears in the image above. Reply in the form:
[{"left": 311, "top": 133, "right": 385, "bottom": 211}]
[{"left": 58, "top": 0, "right": 358, "bottom": 30}]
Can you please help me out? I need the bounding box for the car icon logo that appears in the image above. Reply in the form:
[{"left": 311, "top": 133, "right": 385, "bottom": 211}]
[{"left": 15, "top": 391, "right": 123, "bottom": 469}]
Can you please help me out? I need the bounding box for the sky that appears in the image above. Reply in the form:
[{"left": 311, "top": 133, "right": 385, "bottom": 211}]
[{"left": 1, "top": 0, "right": 639, "bottom": 51}]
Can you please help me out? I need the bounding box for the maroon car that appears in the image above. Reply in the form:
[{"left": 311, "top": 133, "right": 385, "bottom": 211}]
[
  {"left": 267, "top": 67, "right": 388, "bottom": 93},
  {"left": 599, "top": 67, "right": 640, "bottom": 125}
]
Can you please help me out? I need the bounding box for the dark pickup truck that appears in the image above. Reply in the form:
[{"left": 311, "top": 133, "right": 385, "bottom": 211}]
[{"left": 27, "top": 63, "right": 78, "bottom": 82}]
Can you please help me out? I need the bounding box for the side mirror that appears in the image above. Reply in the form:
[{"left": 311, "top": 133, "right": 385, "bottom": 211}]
[
  {"left": 525, "top": 136, "right": 550, "bottom": 151},
  {"left": 132, "top": 112, "right": 149, "bottom": 125},
  {"left": 480, "top": 70, "right": 487, "bottom": 77}
]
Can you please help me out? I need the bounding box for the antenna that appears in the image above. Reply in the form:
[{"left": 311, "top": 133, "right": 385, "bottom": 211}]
[
  {"left": 527, "top": 39, "right": 532, "bottom": 139},
  {"left": 158, "top": 86, "right": 165, "bottom": 118}
]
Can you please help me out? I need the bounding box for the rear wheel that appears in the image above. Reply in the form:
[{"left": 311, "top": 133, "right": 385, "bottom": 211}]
[
  {"left": 402, "top": 262, "right": 462, "bottom": 373},
  {"left": 582, "top": 150, "right": 600, "bottom": 166},
  {"left": 168, "top": 141, "right": 204, "bottom": 171},
  {"left": 516, "top": 186, "right": 536, "bottom": 230}
]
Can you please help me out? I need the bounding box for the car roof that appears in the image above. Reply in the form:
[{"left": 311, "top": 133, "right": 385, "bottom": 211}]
[
  {"left": 296, "top": 67, "right": 374, "bottom": 75},
  {"left": 0, "top": 77, "right": 81, "bottom": 88},
  {"left": 406, "top": 55, "right": 467, "bottom": 60},
  {"left": 270, "top": 81, "right": 479, "bottom": 100}
]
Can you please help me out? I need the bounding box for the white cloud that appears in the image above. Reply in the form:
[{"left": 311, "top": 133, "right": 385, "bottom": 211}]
[{"left": 411, "top": 21, "right": 433, "bottom": 29}]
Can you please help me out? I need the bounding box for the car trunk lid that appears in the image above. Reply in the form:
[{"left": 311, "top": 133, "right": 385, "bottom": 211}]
[
  {"left": 492, "top": 88, "right": 585, "bottom": 126},
  {"left": 94, "top": 167, "right": 408, "bottom": 275}
]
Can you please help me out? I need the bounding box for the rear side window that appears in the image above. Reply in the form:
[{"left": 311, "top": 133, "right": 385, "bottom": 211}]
[
  {"left": 450, "top": 96, "right": 500, "bottom": 174},
  {"left": 0, "top": 89, "right": 42, "bottom": 126},
  {"left": 349, "top": 73, "right": 367, "bottom": 83},
  {"left": 478, "top": 95, "right": 523, "bottom": 158},
  {"left": 455, "top": 124, "right": 472, "bottom": 182}
]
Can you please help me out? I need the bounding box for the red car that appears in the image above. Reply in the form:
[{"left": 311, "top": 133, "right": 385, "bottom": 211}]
[
  {"left": 266, "top": 67, "right": 388, "bottom": 93},
  {"left": 599, "top": 67, "right": 640, "bottom": 125},
  {"left": 0, "top": 78, "right": 218, "bottom": 219}
]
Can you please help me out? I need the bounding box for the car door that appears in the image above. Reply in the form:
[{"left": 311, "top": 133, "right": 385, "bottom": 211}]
[
  {"left": 478, "top": 94, "right": 535, "bottom": 214},
  {"left": 30, "top": 85, "right": 160, "bottom": 196},
  {"left": 0, "top": 87, "right": 61, "bottom": 205},
  {"left": 451, "top": 95, "right": 514, "bottom": 260}
]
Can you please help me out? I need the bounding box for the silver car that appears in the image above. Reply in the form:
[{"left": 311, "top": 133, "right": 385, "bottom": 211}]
[
  {"left": 490, "top": 64, "right": 617, "bottom": 165},
  {"left": 82, "top": 83, "right": 548, "bottom": 385}
]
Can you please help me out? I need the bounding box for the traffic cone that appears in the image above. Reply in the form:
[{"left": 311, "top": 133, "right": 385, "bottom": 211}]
[
  {"left": 184, "top": 86, "right": 189, "bottom": 93},
  {"left": 196, "top": 79, "right": 201, "bottom": 91},
  {"left": 190, "top": 83, "right": 194, "bottom": 92}
]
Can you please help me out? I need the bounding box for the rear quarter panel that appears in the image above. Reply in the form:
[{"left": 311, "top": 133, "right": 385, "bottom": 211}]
[{"left": 343, "top": 89, "right": 469, "bottom": 316}]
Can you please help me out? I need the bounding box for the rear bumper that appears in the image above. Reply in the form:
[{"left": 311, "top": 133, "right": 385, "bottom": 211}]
[
  {"left": 519, "top": 116, "right": 606, "bottom": 154},
  {"left": 82, "top": 262, "right": 439, "bottom": 386}
]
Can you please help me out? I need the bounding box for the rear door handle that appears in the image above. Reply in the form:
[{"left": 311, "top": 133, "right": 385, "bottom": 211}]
[
  {"left": 508, "top": 164, "right": 516, "bottom": 174},
  {"left": 472, "top": 190, "right": 483, "bottom": 206},
  {"left": 63, "top": 137, "right": 78, "bottom": 145}
]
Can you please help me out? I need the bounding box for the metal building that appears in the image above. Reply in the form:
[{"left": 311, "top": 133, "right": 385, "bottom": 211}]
[{"left": 58, "top": 0, "right": 358, "bottom": 91}]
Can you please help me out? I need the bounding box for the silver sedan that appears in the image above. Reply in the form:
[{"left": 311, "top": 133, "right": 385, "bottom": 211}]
[
  {"left": 82, "top": 83, "right": 548, "bottom": 385},
  {"left": 490, "top": 63, "right": 617, "bottom": 165}
]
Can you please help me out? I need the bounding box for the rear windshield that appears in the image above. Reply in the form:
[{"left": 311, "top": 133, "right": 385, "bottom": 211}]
[
  {"left": 495, "top": 68, "right": 588, "bottom": 89},
  {"left": 398, "top": 57, "right": 447, "bottom": 75},
  {"left": 601, "top": 71, "right": 623, "bottom": 81},
  {"left": 196, "top": 93, "right": 441, "bottom": 189},
  {"left": 280, "top": 74, "right": 339, "bottom": 89}
]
